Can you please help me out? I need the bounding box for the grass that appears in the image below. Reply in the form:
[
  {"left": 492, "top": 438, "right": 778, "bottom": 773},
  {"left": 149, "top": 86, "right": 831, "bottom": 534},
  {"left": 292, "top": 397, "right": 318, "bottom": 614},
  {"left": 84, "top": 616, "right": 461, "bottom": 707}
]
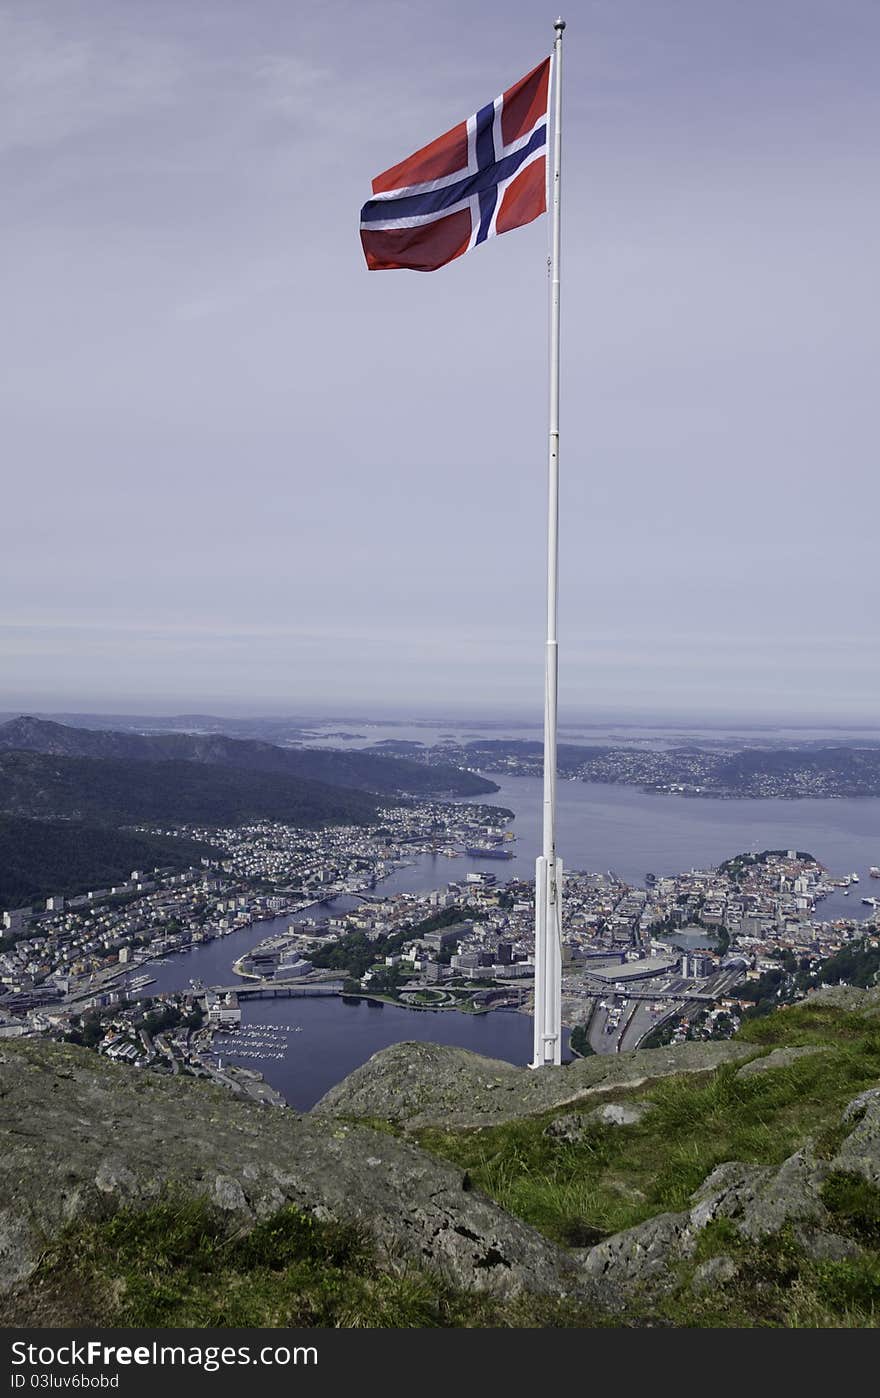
[
  {"left": 822, "top": 1171, "right": 880, "bottom": 1246},
  {"left": 404, "top": 996, "right": 880, "bottom": 1327},
  {"left": 15, "top": 1178, "right": 880, "bottom": 1330},
  {"left": 10, "top": 1196, "right": 615, "bottom": 1330},
  {"left": 9, "top": 994, "right": 880, "bottom": 1329},
  {"left": 659, "top": 1219, "right": 880, "bottom": 1328},
  {"left": 414, "top": 1001, "right": 880, "bottom": 1246}
]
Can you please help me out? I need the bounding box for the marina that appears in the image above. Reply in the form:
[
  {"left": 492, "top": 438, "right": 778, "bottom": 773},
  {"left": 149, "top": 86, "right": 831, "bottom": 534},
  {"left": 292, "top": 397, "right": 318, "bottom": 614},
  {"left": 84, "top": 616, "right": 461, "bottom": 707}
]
[{"left": 210, "top": 1022, "right": 298, "bottom": 1065}]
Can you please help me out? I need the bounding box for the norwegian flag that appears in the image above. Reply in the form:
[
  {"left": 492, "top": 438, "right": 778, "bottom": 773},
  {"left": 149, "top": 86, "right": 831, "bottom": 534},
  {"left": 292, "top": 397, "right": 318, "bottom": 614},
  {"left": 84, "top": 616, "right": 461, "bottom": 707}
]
[{"left": 360, "top": 57, "right": 551, "bottom": 272}]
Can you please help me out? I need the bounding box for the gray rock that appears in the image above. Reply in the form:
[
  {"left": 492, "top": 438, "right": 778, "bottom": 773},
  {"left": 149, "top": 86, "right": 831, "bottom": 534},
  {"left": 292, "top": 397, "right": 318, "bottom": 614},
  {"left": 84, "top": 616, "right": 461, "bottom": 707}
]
[
  {"left": 736, "top": 1046, "right": 832, "bottom": 1078},
  {"left": 841, "top": 1087, "right": 880, "bottom": 1125},
  {"left": 689, "top": 1162, "right": 774, "bottom": 1231},
  {"left": 807, "top": 985, "right": 880, "bottom": 1012},
  {"left": 314, "top": 1039, "right": 756, "bottom": 1130},
  {"left": 831, "top": 1086, "right": 880, "bottom": 1185},
  {"left": 735, "top": 1148, "right": 829, "bottom": 1240},
  {"left": 580, "top": 1146, "right": 834, "bottom": 1298},
  {"left": 574, "top": 1082, "right": 880, "bottom": 1297},
  {"left": 691, "top": 1254, "right": 739, "bottom": 1294},
  {"left": 543, "top": 1112, "right": 589, "bottom": 1143},
  {"left": 0, "top": 1039, "right": 588, "bottom": 1301},
  {"left": 582, "top": 1212, "right": 694, "bottom": 1294},
  {"left": 690, "top": 1147, "right": 831, "bottom": 1243},
  {"left": 543, "top": 1101, "right": 649, "bottom": 1142},
  {"left": 689, "top": 1151, "right": 830, "bottom": 1244},
  {"left": 588, "top": 1102, "right": 650, "bottom": 1127},
  {"left": 792, "top": 1227, "right": 862, "bottom": 1262}
]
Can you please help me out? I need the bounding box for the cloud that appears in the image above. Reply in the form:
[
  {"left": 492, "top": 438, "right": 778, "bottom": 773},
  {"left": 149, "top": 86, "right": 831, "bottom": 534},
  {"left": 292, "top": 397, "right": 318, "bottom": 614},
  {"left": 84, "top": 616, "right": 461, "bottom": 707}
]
[{"left": 0, "top": 3, "right": 184, "bottom": 155}]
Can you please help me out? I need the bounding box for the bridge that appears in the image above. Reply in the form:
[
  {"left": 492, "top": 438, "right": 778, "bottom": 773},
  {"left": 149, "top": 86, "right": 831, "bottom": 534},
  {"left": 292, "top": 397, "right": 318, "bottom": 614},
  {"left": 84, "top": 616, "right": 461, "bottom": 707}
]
[
  {"left": 573, "top": 985, "right": 719, "bottom": 1005},
  {"left": 205, "top": 980, "right": 345, "bottom": 1001}
]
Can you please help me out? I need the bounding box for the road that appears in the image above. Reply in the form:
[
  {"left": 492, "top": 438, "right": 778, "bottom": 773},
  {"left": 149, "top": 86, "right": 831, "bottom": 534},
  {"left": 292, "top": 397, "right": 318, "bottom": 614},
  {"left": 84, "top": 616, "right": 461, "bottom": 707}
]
[{"left": 576, "top": 965, "right": 746, "bottom": 1055}]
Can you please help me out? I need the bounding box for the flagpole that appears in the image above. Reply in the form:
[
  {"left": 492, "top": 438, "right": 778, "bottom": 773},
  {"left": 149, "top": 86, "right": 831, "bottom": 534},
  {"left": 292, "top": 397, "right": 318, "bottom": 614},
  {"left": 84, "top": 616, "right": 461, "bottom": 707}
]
[{"left": 532, "top": 16, "right": 565, "bottom": 1069}]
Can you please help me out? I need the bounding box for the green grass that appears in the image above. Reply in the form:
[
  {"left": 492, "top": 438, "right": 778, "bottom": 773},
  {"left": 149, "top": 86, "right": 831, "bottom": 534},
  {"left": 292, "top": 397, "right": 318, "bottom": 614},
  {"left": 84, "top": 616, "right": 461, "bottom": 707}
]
[
  {"left": 403, "top": 997, "right": 880, "bottom": 1327},
  {"left": 822, "top": 1171, "right": 880, "bottom": 1246},
  {"left": 659, "top": 1220, "right": 880, "bottom": 1328},
  {"left": 736, "top": 1001, "right": 878, "bottom": 1048},
  {"left": 11, "top": 996, "right": 880, "bottom": 1329},
  {"left": 414, "top": 1006, "right": 880, "bottom": 1247},
  {"left": 12, "top": 1196, "right": 615, "bottom": 1330},
  {"left": 17, "top": 1181, "right": 880, "bottom": 1330}
]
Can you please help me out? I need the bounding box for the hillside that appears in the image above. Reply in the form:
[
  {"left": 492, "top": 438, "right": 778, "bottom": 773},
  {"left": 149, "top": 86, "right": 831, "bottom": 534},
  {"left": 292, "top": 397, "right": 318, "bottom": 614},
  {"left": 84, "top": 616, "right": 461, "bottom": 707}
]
[
  {"left": 0, "top": 816, "right": 214, "bottom": 912},
  {"left": 458, "top": 736, "right": 880, "bottom": 797},
  {"left": 2, "top": 986, "right": 879, "bottom": 1327},
  {"left": 0, "top": 751, "right": 382, "bottom": 829},
  {"left": 0, "top": 717, "right": 497, "bottom": 798}
]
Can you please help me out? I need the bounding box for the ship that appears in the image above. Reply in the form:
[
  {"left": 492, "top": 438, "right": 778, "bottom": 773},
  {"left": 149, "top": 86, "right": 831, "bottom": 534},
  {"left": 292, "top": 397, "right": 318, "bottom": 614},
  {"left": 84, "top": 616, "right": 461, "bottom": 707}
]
[
  {"left": 465, "top": 846, "right": 515, "bottom": 860},
  {"left": 870, "top": 867, "right": 880, "bottom": 879}
]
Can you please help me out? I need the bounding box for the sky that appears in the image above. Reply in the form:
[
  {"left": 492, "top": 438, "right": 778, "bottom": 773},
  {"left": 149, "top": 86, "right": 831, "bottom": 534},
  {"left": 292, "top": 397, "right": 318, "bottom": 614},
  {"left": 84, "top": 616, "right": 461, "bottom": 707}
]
[{"left": 2, "top": 0, "right": 878, "bottom": 722}]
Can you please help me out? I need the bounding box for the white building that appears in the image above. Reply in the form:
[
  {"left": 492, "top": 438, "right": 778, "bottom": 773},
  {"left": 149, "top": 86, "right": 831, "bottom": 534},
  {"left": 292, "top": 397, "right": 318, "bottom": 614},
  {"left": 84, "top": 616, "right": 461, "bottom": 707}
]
[{"left": 205, "top": 991, "right": 241, "bottom": 1027}]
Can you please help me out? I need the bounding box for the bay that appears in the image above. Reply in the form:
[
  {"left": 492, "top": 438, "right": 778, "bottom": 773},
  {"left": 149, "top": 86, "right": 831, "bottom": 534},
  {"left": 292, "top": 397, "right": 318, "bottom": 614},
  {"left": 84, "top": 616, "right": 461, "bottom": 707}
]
[
  {"left": 214, "top": 999, "right": 540, "bottom": 1111},
  {"left": 135, "top": 774, "right": 880, "bottom": 1105},
  {"left": 469, "top": 775, "right": 880, "bottom": 920}
]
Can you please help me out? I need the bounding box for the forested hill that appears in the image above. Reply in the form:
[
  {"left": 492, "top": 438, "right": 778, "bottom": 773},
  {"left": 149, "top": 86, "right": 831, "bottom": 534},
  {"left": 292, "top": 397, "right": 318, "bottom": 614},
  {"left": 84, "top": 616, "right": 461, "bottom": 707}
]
[
  {"left": 0, "top": 717, "right": 496, "bottom": 798},
  {"left": 0, "top": 817, "right": 214, "bottom": 912},
  {"left": 0, "top": 751, "right": 383, "bottom": 829}
]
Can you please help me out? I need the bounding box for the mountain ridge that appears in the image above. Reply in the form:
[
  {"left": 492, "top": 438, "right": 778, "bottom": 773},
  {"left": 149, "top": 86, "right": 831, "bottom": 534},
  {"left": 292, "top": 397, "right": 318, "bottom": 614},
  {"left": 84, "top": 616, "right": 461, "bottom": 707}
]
[
  {"left": 0, "top": 716, "right": 497, "bottom": 798},
  {"left": 0, "top": 750, "right": 383, "bottom": 830}
]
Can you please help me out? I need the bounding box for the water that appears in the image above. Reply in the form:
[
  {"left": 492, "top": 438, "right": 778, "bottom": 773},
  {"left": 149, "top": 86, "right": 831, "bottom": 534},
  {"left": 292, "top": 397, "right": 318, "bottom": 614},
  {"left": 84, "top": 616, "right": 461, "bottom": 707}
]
[
  {"left": 468, "top": 776, "right": 880, "bottom": 920},
  {"left": 212, "top": 999, "right": 542, "bottom": 1111},
  {"left": 304, "top": 718, "right": 880, "bottom": 752},
  {"left": 135, "top": 774, "right": 880, "bottom": 1104}
]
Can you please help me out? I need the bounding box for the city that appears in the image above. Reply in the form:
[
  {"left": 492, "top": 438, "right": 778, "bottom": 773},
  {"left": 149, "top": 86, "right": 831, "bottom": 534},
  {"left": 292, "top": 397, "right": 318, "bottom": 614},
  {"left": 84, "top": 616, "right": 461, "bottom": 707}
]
[{"left": 3, "top": 794, "right": 877, "bottom": 1103}]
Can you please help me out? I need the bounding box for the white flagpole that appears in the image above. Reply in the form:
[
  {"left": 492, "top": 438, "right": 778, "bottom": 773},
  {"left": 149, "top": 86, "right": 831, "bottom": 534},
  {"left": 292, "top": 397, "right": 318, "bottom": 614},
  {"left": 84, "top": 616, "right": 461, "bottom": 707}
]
[{"left": 532, "top": 17, "right": 565, "bottom": 1070}]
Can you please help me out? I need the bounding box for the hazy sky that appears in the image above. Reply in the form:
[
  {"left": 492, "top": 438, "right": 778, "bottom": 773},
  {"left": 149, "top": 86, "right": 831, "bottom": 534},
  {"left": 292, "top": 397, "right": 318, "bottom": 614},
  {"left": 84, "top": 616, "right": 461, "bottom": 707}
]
[{"left": 2, "top": 0, "right": 878, "bottom": 720}]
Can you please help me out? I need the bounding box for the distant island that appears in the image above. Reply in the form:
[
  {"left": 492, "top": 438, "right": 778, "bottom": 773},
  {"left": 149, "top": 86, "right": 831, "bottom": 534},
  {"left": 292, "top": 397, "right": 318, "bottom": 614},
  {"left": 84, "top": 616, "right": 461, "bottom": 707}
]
[{"left": 419, "top": 738, "right": 880, "bottom": 800}]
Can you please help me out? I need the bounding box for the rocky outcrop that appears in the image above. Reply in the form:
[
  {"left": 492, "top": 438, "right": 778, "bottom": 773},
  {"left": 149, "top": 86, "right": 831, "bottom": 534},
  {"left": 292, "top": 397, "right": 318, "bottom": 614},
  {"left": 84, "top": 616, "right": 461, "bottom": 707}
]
[
  {"left": 313, "top": 1039, "right": 757, "bottom": 1129},
  {"left": 583, "top": 1211, "right": 693, "bottom": 1291},
  {"left": 833, "top": 1087, "right": 880, "bottom": 1184},
  {"left": 0, "top": 1040, "right": 587, "bottom": 1301},
  {"left": 735, "top": 1045, "right": 831, "bottom": 1078},
  {"left": 576, "top": 1089, "right": 880, "bottom": 1299},
  {"left": 544, "top": 1102, "right": 650, "bottom": 1143},
  {"left": 805, "top": 984, "right": 880, "bottom": 1012},
  {"left": 3, "top": 1031, "right": 878, "bottom": 1316},
  {"left": 691, "top": 1255, "right": 739, "bottom": 1294}
]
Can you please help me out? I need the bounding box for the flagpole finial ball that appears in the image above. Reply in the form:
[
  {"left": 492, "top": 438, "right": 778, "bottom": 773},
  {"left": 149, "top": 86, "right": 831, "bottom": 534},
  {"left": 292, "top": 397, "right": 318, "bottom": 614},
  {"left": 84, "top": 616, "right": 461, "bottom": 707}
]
[{"left": 554, "top": 17, "right": 566, "bottom": 31}]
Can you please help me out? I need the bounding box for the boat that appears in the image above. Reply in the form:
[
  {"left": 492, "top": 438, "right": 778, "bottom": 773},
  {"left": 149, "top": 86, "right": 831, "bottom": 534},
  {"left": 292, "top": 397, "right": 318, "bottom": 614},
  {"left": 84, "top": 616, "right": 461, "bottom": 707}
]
[
  {"left": 852, "top": 873, "right": 860, "bottom": 883},
  {"left": 869, "top": 867, "right": 880, "bottom": 879},
  {"left": 464, "top": 846, "right": 515, "bottom": 860}
]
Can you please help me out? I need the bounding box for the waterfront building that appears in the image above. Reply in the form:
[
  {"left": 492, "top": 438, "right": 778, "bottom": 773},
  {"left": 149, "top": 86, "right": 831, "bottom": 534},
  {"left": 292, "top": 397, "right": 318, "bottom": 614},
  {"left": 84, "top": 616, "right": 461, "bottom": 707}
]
[{"left": 206, "top": 991, "right": 241, "bottom": 1027}]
